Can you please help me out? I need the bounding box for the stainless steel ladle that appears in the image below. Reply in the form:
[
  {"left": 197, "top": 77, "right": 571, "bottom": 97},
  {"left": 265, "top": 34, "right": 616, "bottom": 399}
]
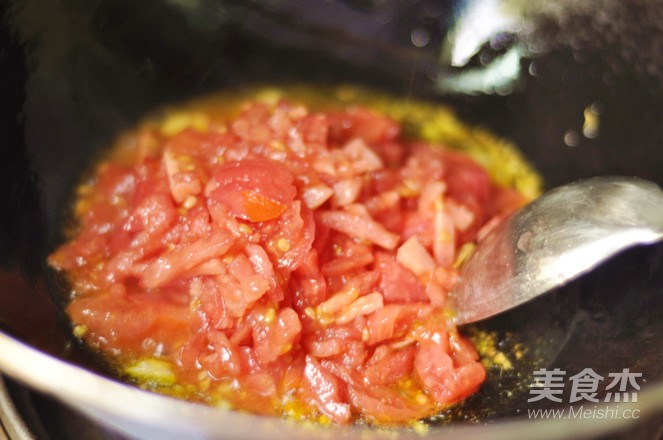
[{"left": 451, "top": 176, "right": 663, "bottom": 324}]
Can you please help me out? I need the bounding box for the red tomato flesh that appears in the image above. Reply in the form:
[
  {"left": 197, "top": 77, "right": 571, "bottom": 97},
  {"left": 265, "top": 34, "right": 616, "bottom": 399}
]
[{"left": 48, "top": 99, "right": 527, "bottom": 426}]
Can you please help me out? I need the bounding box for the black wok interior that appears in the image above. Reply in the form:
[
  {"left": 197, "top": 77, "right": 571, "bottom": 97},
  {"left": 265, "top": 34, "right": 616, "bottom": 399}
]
[{"left": 1, "top": 0, "right": 662, "bottom": 438}]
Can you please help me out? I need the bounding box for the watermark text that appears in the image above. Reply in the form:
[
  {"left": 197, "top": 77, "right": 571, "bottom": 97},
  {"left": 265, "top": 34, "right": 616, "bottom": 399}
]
[{"left": 528, "top": 405, "right": 640, "bottom": 420}]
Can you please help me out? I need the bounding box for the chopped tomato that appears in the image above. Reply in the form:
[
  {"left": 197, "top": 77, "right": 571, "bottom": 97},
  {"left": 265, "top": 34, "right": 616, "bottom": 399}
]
[
  {"left": 415, "top": 342, "right": 486, "bottom": 404},
  {"left": 374, "top": 252, "right": 428, "bottom": 303},
  {"left": 67, "top": 291, "right": 191, "bottom": 356},
  {"left": 210, "top": 159, "right": 296, "bottom": 222},
  {"left": 260, "top": 201, "right": 315, "bottom": 272},
  {"left": 251, "top": 306, "right": 302, "bottom": 364},
  {"left": 301, "top": 356, "right": 351, "bottom": 424},
  {"left": 364, "top": 345, "right": 416, "bottom": 386},
  {"left": 49, "top": 98, "right": 528, "bottom": 427}
]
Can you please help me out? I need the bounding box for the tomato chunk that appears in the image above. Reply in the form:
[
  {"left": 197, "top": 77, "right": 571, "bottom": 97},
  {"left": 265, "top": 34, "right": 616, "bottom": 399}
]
[
  {"left": 210, "top": 159, "right": 296, "bottom": 222},
  {"left": 49, "top": 97, "right": 531, "bottom": 427},
  {"left": 301, "top": 356, "right": 351, "bottom": 424}
]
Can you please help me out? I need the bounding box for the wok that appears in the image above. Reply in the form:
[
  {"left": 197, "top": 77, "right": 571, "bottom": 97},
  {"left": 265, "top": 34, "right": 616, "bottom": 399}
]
[{"left": 0, "top": 0, "right": 662, "bottom": 438}]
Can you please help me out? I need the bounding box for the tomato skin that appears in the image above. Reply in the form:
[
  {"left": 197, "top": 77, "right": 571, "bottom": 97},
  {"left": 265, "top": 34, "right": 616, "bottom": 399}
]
[
  {"left": 444, "top": 155, "right": 490, "bottom": 203},
  {"left": 260, "top": 201, "right": 315, "bottom": 272},
  {"left": 289, "top": 249, "right": 327, "bottom": 313},
  {"left": 68, "top": 292, "right": 191, "bottom": 357},
  {"left": 252, "top": 307, "right": 302, "bottom": 365},
  {"left": 414, "top": 328, "right": 486, "bottom": 404},
  {"left": 301, "top": 356, "right": 351, "bottom": 424},
  {"left": 132, "top": 193, "right": 177, "bottom": 237},
  {"left": 345, "top": 384, "right": 429, "bottom": 424},
  {"left": 221, "top": 253, "right": 272, "bottom": 318},
  {"left": 328, "top": 107, "right": 401, "bottom": 145},
  {"left": 374, "top": 252, "right": 428, "bottom": 303},
  {"left": 210, "top": 159, "right": 296, "bottom": 222},
  {"left": 200, "top": 331, "right": 243, "bottom": 379},
  {"left": 364, "top": 345, "right": 416, "bottom": 386},
  {"left": 414, "top": 343, "right": 455, "bottom": 400},
  {"left": 321, "top": 359, "right": 432, "bottom": 424},
  {"left": 140, "top": 230, "right": 234, "bottom": 289},
  {"left": 364, "top": 304, "right": 432, "bottom": 346}
]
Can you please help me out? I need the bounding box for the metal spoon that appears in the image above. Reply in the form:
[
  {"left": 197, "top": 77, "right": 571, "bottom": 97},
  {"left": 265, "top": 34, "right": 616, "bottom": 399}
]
[{"left": 450, "top": 176, "right": 663, "bottom": 324}]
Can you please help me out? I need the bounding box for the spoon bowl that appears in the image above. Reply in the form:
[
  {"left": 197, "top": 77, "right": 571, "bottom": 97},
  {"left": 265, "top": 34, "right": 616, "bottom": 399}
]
[{"left": 451, "top": 176, "right": 663, "bottom": 324}]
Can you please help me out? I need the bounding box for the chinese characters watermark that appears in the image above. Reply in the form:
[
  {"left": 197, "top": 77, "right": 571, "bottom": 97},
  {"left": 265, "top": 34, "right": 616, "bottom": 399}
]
[
  {"left": 527, "top": 368, "right": 643, "bottom": 420},
  {"left": 528, "top": 368, "right": 642, "bottom": 403}
]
